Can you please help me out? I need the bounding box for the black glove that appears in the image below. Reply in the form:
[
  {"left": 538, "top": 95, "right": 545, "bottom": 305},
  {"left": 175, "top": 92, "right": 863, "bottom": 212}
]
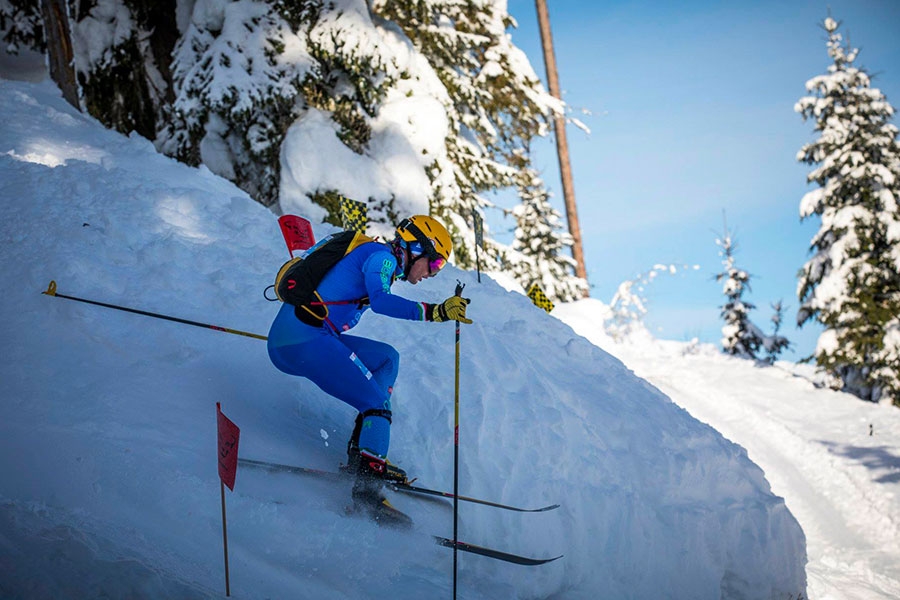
[{"left": 427, "top": 296, "right": 472, "bottom": 323}]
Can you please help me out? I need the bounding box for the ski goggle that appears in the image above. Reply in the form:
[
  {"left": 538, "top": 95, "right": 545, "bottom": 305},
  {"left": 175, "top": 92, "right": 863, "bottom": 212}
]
[
  {"left": 428, "top": 256, "right": 447, "bottom": 274},
  {"left": 408, "top": 239, "right": 447, "bottom": 273}
]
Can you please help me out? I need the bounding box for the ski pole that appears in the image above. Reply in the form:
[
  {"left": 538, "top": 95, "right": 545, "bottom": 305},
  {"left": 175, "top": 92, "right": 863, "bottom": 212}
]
[
  {"left": 41, "top": 281, "right": 268, "bottom": 341},
  {"left": 452, "top": 279, "right": 464, "bottom": 600}
]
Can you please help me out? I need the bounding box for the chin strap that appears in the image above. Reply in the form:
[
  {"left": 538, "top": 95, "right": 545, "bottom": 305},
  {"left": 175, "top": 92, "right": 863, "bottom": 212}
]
[{"left": 390, "top": 238, "right": 411, "bottom": 280}]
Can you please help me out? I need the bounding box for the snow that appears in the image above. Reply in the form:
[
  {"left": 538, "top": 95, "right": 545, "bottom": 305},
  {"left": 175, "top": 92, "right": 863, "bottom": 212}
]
[
  {"left": 70, "top": 0, "right": 134, "bottom": 72},
  {"left": 0, "top": 79, "right": 896, "bottom": 599},
  {"left": 555, "top": 302, "right": 900, "bottom": 600},
  {"left": 278, "top": 0, "right": 453, "bottom": 226}
]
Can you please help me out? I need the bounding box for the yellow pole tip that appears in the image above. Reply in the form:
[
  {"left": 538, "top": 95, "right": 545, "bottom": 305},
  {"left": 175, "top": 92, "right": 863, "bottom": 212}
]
[{"left": 44, "top": 281, "right": 57, "bottom": 296}]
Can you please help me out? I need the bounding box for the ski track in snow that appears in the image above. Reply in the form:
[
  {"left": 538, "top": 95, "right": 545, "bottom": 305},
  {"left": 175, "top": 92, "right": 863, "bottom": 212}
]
[{"left": 614, "top": 345, "right": 900, "bottom": 600}]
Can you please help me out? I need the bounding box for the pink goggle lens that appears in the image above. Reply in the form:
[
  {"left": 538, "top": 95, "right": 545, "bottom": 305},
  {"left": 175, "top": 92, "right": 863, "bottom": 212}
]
[{"left": 428, "top": 256, "right": 447, "bottom": 273}]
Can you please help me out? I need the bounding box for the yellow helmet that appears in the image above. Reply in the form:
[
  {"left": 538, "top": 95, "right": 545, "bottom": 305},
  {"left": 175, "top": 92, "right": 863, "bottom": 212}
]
[{"left": 396, "top": 215, "right": 453, "bottom": 261}]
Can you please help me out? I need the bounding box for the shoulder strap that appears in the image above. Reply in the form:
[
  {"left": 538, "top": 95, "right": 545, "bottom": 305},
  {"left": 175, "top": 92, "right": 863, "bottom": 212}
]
[{"left": 345, "top": 231, "right": 376, "bottom": 255}]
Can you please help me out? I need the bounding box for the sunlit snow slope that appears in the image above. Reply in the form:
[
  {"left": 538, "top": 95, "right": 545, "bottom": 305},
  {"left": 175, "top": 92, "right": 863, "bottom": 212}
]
[{"left": 557, "top": 299, "right": 900, "bottom": 600}]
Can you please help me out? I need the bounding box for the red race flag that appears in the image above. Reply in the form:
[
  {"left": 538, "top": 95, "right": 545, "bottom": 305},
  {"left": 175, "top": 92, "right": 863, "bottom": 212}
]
[
  {"left": 217, "top": 403, "right": 240, "bottom": 491},
  {"left": 278, "top": 215, "right": 315, "bottom": 257}
]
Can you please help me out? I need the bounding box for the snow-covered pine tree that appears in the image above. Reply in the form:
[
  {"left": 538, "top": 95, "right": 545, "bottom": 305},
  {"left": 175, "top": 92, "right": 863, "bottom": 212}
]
[
  {"left": 714, "top": 230, "right": 789, "bottom": 362},
  {"left": 73, "top": 0, "right": 177, "bottom": 139},
  {"left": 372, "top": 0, "right": 562, "bottom": 270},
  {"left": 157, "top": 0, "right": 317, "bottom": 207},
  {"left": 795, "top": 16, "right": 900, "bottom": 405},
  {"left": 765, "top": 300, "right": 791, "bottom": 364},
  {"left": 509, "top": 162, "right": 587, "bottom": 302},
  {"left": 293, "top": 0, "right": 450, "bottom": 226},
  {"left": 159, "top": 0, "right": 453, "bottom": 225},
  {"left": 716, "top": 229, "right": 766, "bottom": 359},
  {"left": 0, "top": 0, "right": 45, "bottom": 54}
]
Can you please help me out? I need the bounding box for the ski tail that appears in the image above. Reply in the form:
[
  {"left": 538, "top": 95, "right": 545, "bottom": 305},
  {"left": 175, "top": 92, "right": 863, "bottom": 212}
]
[{"left": 433, "top": 536, "right": 563, "bottom": 566}]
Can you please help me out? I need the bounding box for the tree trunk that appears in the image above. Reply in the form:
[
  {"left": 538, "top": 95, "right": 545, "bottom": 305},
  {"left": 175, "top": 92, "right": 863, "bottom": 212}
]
[
  {"left": 534, "top": 0, "right": 588, "bottom": 294},
  {"left": 40, "top": 0, "right": 79, "bottom": 109}
]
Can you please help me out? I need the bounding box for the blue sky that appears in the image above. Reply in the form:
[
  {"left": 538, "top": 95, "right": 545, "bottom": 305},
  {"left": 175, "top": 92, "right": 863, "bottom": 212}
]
[{"left": 499, "top": 0, "right": 900, "bottom": 360}]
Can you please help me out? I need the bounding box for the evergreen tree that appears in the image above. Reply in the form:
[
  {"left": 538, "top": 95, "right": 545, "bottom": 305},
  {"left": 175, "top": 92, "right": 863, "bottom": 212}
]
[
  {"left": 795, "top": 17, "right": 900, "bottom": 404},
  {"left": 765, "top": 300, "right": 791, "bottom": 364},
  {"left": 74, "top": 0, "right": 177, "bottom": 138},
  {"left": 509, "top": 163, "right": 587, "bottom": 302},
  {"left": 293, "top": 0, "right": 446, "bottom": 225},
  {"left": 157, "top": 0, "right": 318, "bottom": 207},
  {"left": 716, "top": 230, "right": 761, "bottom": 358},
  {"left": 158, "top": 0, "right": 455, "bottom": 223},
  {"left": 372, "top": 0, "right": 562, "bottom": 270},
  {"left": 1, "top": 0, "right": 45, "bottom": 55},
  {"left": 716, "top": 229, "right": 789, "bottom": 361}
]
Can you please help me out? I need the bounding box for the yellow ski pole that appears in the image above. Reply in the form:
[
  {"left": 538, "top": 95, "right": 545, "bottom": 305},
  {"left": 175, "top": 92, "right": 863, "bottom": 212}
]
[{"left": 452, "top": 279, "right": 464, "bottom": 599}]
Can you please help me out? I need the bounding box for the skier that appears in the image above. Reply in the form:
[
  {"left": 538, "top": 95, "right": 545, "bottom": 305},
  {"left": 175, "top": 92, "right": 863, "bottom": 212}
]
[{"left": 266, "top": 215, "right": 471, "bottom": 520}]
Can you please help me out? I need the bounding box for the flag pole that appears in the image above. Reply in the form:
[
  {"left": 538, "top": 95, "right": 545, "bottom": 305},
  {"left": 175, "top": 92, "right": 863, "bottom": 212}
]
[
  {"left": 216, "top": 402, "right": 240, "bottom": 597},
  {"left": 220, "top": 479, "right": 231, "bottom": 597}
]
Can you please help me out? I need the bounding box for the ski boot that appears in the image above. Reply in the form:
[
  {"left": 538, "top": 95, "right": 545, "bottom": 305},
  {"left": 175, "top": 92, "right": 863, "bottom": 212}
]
[
  {"left": 357, "top": 450, "right": 409, "bottom": 485},
  {"left": 351, "top": 454, "right": 412, "bottom": 529},
  {"left": 344, "top": 414, "right": 409, "bottom": 485}
]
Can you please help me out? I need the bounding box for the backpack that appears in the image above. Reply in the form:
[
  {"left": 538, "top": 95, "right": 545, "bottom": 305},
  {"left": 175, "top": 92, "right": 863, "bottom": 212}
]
[{"left": 266, "top": 230, "right": 376, "bottom": 326}]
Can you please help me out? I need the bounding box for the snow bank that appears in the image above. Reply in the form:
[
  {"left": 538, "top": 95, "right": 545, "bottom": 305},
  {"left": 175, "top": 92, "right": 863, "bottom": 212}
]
[
  {"left": 558, "top": 312, "right": 900, "bottom": 600},
  {"left": 0, "top": 80, "right": 805, "bottom": 599}
]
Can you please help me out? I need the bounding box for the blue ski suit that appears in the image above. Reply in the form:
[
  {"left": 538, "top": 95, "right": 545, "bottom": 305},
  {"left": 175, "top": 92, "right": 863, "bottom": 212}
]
[{"left": 267, "top": 241, "right": 428, "bottom": 460}]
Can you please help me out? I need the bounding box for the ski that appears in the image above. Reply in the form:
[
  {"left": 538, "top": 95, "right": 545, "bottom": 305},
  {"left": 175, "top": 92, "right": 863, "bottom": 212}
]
[
  {"left": 237, "top": 457, "right": 560, "bottom": 513},
  {"left": 433, "top": 536, "right": 563, "bottom": 566},
  {"left": 239, "top": 457, "right": 344, "bottom": 481},
  {"left": 399, "top": 481, "right": 560, "bottom": 513},
  {"left": 238, "top": 458, "right": 562, "bottom": 567}
]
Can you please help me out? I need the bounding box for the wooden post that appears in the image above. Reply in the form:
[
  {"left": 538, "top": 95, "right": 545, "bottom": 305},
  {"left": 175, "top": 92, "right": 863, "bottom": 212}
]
[
  {"left": 220, "top": 480, "right": 231, "bottom": 596},
  {"left": 472, "top": 211, "right": 483, "bottom": 284},
  {"left": 39, "top": 0, "right": 79, "bottom": 110},
  {"left": 534, "top": 0, "right": 589, "bottom": 294}
]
